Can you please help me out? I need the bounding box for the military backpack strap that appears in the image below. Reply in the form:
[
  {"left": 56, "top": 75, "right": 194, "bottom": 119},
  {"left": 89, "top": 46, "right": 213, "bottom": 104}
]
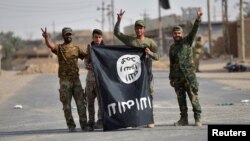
[{"left": 58, "top": 44, "right": 67, "bottom": 62}]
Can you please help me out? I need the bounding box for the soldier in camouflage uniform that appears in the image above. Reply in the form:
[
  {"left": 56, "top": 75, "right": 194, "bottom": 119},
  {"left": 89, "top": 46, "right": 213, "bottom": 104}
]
[
  {"left": 114, "top": 10, "right": 160, "bottom": 128},
  {"left": 193, "top": 36, "right": 203, "bottom": 72},
  {"left": 169, "top": 11, "right": 203, "bottom": 127},
  {"left": 85, "top": 29, "right": 104, "bottom": 131},
  {"left": 41, "top": 27, "right": 88, "bottom": 132}
]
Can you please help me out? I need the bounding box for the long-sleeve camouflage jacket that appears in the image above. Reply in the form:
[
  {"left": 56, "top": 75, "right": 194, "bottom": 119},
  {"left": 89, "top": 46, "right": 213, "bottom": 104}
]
[{"left": 169, "top": 19, "right": 201, "bottom": 91}]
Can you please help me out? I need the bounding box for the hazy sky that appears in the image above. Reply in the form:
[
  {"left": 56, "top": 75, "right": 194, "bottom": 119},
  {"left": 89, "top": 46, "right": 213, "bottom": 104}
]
[{"left": 0, "top": 0, "right": 242, "bottom": 40}]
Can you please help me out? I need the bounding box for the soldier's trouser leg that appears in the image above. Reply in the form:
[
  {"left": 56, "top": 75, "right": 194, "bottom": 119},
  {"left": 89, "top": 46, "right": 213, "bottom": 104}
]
[
  {"left": 194, "top": 54, "right": 201, "bottom": 71},
  {"left": 86, "top": 81, "right": 96, "bottom": 124},
  {"left": 186, "top": 85, "right": 202, "bottom": 122},
  {"left": 96, "top": 86, "right": 103, "bottom": 128},
  {"left": 147, "top": 79, "right": 155, "bottom": 128},
  {"left": 73, "top": 78, "right": 87, "bottom": 129},
  {"left": 174, "top": 87, "right": 188, "bottom": 126},
  {"left": 96, "top": 86, "right": 102, "bottom": 122},
  {"left": 175, "top": 87, "right": 188, "bottom": 117},
  {"left": 59, "top": 79, "right": 75, "bottom": 129}
]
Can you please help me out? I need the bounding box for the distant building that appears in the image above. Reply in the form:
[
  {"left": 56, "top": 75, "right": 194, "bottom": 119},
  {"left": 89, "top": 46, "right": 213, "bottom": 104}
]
[
  {"left": 235, "top": 18, "right": 250, "bottom": 58},
  {"left": 13, "top": 47, "right": 51, "bottom": 59},
  {"left": 12, "top": 47, "right": 51, "bottom": 70},
  {"left": 237, "top": 18, "right": 250, "bottom": 58}
]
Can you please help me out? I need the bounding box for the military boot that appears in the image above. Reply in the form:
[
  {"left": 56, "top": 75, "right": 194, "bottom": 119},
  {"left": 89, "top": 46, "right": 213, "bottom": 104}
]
[
  {"left": 95, "top": 119, "right": 103, "bottom": 129},
  {"left": 88, "top": 122, "right": 95, "bottom": 131},
  {"left": 195, "top": 117, "right": 202, "bottom": 127},
  {"left": 174, "top": 116, "right": 188, "bottom": 126},
  {"left": 68, "top": 127, "right": 76, "bottom": 132}
]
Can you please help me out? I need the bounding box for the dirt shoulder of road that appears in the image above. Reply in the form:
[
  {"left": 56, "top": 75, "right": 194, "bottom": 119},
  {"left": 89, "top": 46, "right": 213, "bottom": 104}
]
[{"left": 0, "top": 71, "right": 39, "bottom": 103}]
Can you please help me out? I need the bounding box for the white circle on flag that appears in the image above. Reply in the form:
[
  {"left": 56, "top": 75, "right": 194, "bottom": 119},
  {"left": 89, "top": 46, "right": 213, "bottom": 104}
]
[{"left": 117, "top": 55, "right": 141, "bottom": 84}]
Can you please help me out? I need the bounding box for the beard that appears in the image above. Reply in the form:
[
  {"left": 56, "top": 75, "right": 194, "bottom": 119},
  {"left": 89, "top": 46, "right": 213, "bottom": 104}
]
[
  {"left": 173, "top": 36, "right": 182, "bottom": 42},
  {"left": 64, "top": 37, "right": 72, "bottom": 43}
]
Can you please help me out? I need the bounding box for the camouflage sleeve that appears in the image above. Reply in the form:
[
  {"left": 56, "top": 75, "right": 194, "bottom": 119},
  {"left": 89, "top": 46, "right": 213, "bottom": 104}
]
[
  {"left": 84, "top": 45, "right": 93, "bottom": 70},
  {"left": 185, "top": 19, "right": 201, "bottom": 46},
  {"left": 114, "top": 21, "right": 132, "bottom": 45},
  {"left": 78, "top": 46, "right": 87, "bottom": 60},
  {"left": 85, "top": 45, "right": 91, "bottom": 64},
  {"left": 149, "top": 39, "right": 160, "bottom": 60},
  {"left": 168, "top": 47, "right": 174, "bottom": 80}
]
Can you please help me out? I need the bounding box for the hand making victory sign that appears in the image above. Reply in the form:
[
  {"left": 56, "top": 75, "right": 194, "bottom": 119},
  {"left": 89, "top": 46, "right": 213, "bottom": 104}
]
[
  {"left": 41, "top": 27, "right": 56, "bottom": 50},
  {"left": 117, "top": 9, "right": 125, "bottom": 22},
  {"left": 41, "top": 27, "right": 48, "bottom": 39}
]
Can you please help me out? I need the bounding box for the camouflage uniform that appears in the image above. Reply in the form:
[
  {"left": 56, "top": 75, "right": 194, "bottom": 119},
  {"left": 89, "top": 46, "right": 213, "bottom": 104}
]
[
  {"left": 52, "top": 44, "right": 87, "bottom": 130},
  {"left": 193, "top": 37, "right": 203, "bottom": 72},
  {"left": 85, "top": 43, "right": 103, "bottom": 129},
  {"left": 169, "top": 19, "right": 202, "bottom": 126}
]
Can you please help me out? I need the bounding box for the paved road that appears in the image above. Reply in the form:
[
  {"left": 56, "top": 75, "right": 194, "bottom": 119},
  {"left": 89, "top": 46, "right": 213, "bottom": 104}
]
[{"left": 0, "top": 71, "right": 249, "bottom": 141}]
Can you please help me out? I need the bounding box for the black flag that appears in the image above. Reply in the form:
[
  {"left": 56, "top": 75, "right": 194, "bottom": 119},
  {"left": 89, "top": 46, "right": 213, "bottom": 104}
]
[
  {"left": 160, "top": 0, "right": 170, "bottom": 9},
  {"left": 90, "top": 45, "right": 154, "bottom": 131}
]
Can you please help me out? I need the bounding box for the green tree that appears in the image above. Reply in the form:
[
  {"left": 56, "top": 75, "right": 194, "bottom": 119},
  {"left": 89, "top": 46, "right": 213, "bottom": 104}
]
[
  {"left": 0, "top": 32, "right": 27, "bottom": 69},
  {"left": 0, "top": 32, "right": 26, "bottom": 59}
]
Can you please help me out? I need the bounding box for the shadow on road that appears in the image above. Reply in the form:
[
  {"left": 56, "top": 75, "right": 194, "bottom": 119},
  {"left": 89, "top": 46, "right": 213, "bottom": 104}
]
[
  {"left": 0, "top": 127, "right": 142, "bottom": 136},
  {"left": 0, "top": 128, "right": 87, "bottom": 136}
]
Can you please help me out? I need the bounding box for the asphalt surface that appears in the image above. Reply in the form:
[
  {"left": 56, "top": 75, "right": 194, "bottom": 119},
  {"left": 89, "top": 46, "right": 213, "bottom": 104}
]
[{"left": 0, "top": 71, "right": 249, "bottom": 141}]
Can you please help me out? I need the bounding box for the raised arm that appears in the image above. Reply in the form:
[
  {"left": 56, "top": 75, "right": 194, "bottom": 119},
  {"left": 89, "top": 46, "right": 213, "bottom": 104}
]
[
  {"left": 114, "top": 9, "right": 125, "bottom": 38},
  {"left": 185, "top": 10, "right": 203, "bottom": 46},
  {"left": 114, "top": 9, "right": 138, "bottom": 46},
  {"left": 41, "top": 27, "right": 56, "bottom": 51}
]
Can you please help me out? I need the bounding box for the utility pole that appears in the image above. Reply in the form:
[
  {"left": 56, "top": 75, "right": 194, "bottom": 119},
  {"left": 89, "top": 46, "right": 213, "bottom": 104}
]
[
  {"left": 107, "top": 7, "right": 112, "bottom": 40},
  {"left": 207, "top": 0, "right": 212, "bottom": 54},
  {"left": 240, "top": 0, "right": 245, "bottom": 62},
  {"left": 0, "top": 45, "right": 2, "bottom": 75},
  {"left": 222, "top": 0, "right": 231, "bottom": 55},
  {"left": 97, "top": 1, "right": 106, "bottom": 32},
  {"left": 158, "top": 0, "right": 163, "bottom": 57},
  {"left": 107, "top": 0, "right": 115, "bottom": 44},
  {"left": 52, "top": 21, "right": 56, "bottom": 37},
  {"left": 142, "top": 9, "right": 149, "bottom": 21},
  {"left": 52, "top": 21, "right": 56, "bottom": 41},
  {"left": 213, "top": 4, "right": 216, "bottom": 21},
  {"left": 111, "top": 0, "right": 115, "bottom": 44}
]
